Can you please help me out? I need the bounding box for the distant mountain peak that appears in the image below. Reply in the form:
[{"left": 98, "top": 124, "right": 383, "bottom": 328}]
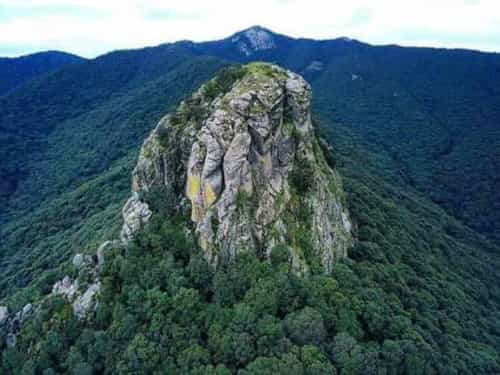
[{"left": 230, "top": 25, "right": 278, "bottom": 56}]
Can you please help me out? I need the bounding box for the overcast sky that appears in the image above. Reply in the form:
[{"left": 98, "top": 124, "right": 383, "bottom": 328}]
[{"left": 1, "top": 0, "right": 500, "bottom": 58}]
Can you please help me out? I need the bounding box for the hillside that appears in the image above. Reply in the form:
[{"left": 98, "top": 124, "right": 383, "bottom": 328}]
[
  {"left": 1, "top": 27, "right": 500, "bottom": 373},
  {"left": 0, "top": 51, "right": 84, "bottom": 95}
]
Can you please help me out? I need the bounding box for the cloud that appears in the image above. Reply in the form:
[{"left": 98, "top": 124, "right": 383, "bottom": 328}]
[{"left": 1, "top": 0, "right": 500, "bottom": 57}]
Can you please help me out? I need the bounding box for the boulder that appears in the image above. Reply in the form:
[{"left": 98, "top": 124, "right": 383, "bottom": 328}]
[
  {"left": 120, "top": 192, "right": 152, "bottom": 242},
  {"left": 72, "top": 253, "right": 84, "bottom": 268},
  {"left": 73, "top": 282, "right": 101, "bottom": 320},
  {"left": 52, "top": 275, "right": 78, "bottom": 301}
]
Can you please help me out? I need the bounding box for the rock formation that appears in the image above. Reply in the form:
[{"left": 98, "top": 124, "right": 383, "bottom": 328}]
[
  {"left": 0, "top": 241, "right": 112, "bottom": 348},
  {"left": 0, "top": 303, "right": 36, "bottom": 348},
  {"left": 51, "top": 250, "right": 103, "bottom": 320},
  {"left": 121, "top": 63, "right": 352, "bottom": 273}
]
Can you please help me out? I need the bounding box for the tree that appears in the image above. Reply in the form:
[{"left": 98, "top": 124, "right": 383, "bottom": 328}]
[
  {"left": 240, "top": 353, "right": 304, "bottom": 375},
  {"left": 284, "top": 307, "right": 326, "bottom": 346}
]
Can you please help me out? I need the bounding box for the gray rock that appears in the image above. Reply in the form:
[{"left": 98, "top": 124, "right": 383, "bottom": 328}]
[
  {"left": 72, "top": 253, "right": 84, "bottom": 268},
  {"left": 120, "top": 192, "right": 152, "bottom": 242},
  {"left": 121, "top": 63, "right": 353, "bottom": 273},
  {"left": 73, "top": 282, "right": 101, "bottom": 320},
  {"left": 0, "top": 306, "right": 8, "bottom": 325},
  {"left": 96, "top": 240, "right": 114, "bottom": 268},
  {"left": 21, "top": 303, "right": 32, "bottom": 320},
  {"left": 304, "top": 61, "right": 324, "bottom": 73},
  {"left": 52, "top": 276, "right": 78, "bottom": 301}
]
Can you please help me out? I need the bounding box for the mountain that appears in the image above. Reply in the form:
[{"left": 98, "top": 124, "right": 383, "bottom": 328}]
[
  {"left": 1, "top": 27, "right": 500, "bottom": 373},
  {"left": 0, "top": 51, "right": 84, "bottom": 95}
]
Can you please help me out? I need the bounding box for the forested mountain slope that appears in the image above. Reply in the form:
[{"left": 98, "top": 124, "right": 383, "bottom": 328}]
[
  {"left": 1, "top": 27, "right": 500, "bottom": 373},
  {"left": 0, "top": 51, "right": 84, "bottom": 95}
]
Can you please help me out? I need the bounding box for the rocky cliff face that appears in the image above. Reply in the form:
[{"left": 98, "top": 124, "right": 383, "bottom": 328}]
[{"left": 122, "top": 63, "right": 352, "bottom": 273}]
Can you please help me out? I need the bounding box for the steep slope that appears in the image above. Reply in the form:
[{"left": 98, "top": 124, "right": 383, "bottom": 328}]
[
  {"left": 122, "top": 63, "right": 352, "bottom": 273},
  {"left": 309, "top": 45, "right": 500, "bottom": 246},
  {"left": 0, "top": 51, "right": 83, "bottom": 95}
]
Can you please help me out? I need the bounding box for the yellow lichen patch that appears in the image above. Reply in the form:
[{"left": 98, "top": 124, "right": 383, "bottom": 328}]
[
  {"left": 203, "top": 182, "right": 217, "bottom": 208},
  {"left": 199, "top": 236, "right": 209, "bottom": 251},
  {"left": 191, "top": 205, "right": 202, "bottom": 222},
  {"left": 186, "top": 174, "right": 201, "bottom": 202},
  {"left": 263, "top": 152, "right": 272, "bottom": 174}
]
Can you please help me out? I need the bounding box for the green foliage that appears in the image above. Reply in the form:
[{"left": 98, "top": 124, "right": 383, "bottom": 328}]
[
  {"left": 235, "top": 189, "right": 255, "bottom": 218},
  {"left": 141, "top": 185, "right": 177, "bottom": 217},
  {"left": 156, "top": 123, "right": 171, "bottom": 147},
  {"left": 203, "top": 64, "right": 247, "bottom": 101},
  {"left": 290, "top": 157, "right": 314, "bottom": 195},
  {"left": 4, "top": 201, "right": 500, "bottom": 373},
  {"left": 169, "top": 95, "right": 207, "bottom": 131},
  {"left": 270, "top": 244, "right": 291, "bottom": 267},
  {"left": 0, "top": 51, "right": 83, "bottom": 95},
  {"left": 284, "top": 307, "right": 326, "bottom": 346}
]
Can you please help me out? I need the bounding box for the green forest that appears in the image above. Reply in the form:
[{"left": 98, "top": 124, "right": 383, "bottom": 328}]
[{"left": 3, "top": 133, "right": 500, "bottom": 372}]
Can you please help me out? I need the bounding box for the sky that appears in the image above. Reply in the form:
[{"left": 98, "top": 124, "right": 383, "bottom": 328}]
[{"left": 1, "top": 0, "right": 500, "bottom": 58}]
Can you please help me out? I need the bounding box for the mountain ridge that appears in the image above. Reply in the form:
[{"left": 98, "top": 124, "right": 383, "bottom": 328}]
[{"left": 0, "top": 51, "right": 84, "bottom": 95}]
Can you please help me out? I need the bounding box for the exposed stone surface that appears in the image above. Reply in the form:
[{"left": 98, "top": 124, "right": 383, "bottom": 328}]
[
  {"left": 52, "top": 275, "right": 100, "bottom": 320},
  {"left": 1, "top": 302, "right": 38, "bottom": 347},
  {"left": 52, "top": 275, "right": 79, "bottom": 301},
  {"left": 97, "top": 240, "right": 116, "bottom": 268},
  {"left": 304, "top": 61, "right": 324, "bottom": 73},
  {"left": 21, "top": 303, "right": 32, "bottom": 320},
  {"left": 72, "top": 253, "right": 84, "bottom": 268},
  {"left": 120, "top": 192, "right": 153, "bottom": 242},
  {"left": 73, "top": 282, "right": 101, "bottom": 320},
  {"left": 0, "top": 306, "right": 8, "bottom": 325},
  {"left": 1, "top": 214, "right": 117, "bottom": 348},
  {"left": 121, "top": 63, "right": 353, "bottom": 273},
  {"left": 47, "top": 240, "right": 115, "bottom": 323}
]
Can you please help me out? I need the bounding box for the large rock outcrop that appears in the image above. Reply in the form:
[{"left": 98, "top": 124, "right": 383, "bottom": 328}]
[{"left": 121, "top": 63, "right": 352, "bottom": 273}]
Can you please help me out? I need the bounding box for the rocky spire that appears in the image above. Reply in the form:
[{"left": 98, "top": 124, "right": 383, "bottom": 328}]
[{"left": 121, "top": 63, "right": 353, "bottom": 274}]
